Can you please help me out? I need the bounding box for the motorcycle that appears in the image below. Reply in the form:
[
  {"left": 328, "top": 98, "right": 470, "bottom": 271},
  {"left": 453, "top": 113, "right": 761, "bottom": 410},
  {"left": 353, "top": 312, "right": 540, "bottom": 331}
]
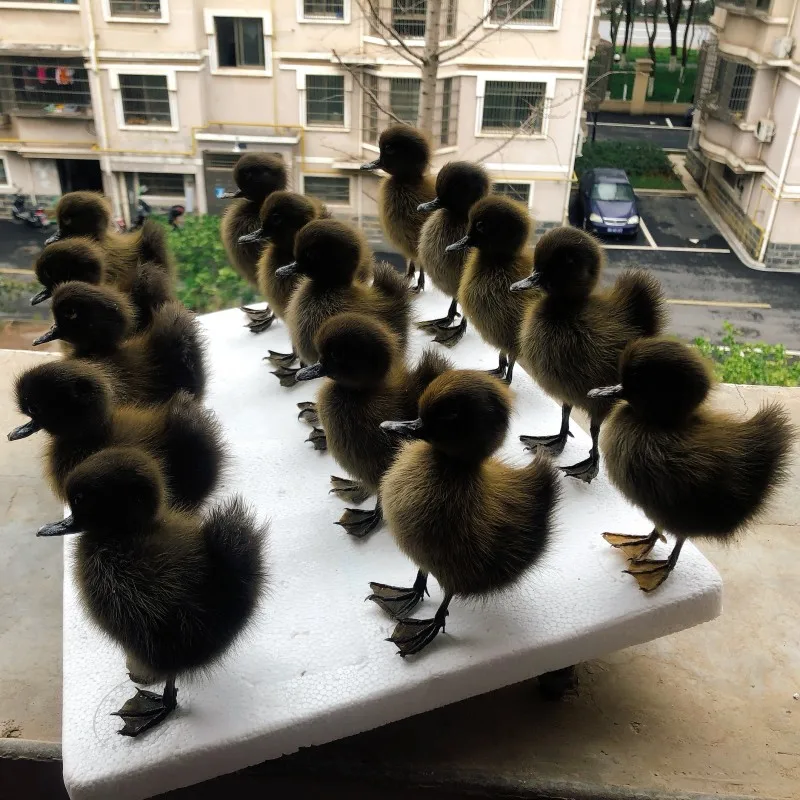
[
  {"left": 129, "top": 196, "right": 153, "bottom": 231},
  {"left": 11, "top": 192, "right": 50, "bottom": 229}
]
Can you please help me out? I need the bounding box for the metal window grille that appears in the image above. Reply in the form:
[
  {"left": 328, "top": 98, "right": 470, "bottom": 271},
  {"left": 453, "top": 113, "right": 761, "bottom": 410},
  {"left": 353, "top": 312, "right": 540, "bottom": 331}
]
[
  {"left": 727, "top": 62, "right": 755, "bottom": 114},
  {"left": 371, "top": 1, "right": 456, "bottom": 39},
  {"left": 304, "top": 176, "right": 350, "bottom": 203},
  {"left": 303, "top": 0, "right": 345, "bottom": 18},
  {"left": 490, "top": 0, "right": 555, "bottom": 24},
  {"left": 719, "top": 0, "right": 772, "bottom": 10},
  {"left": 215, "top": 17, "right": 264, "bottom": 68},
  {"left": 306, "top": 74, "right": 345, "bottom": 125},
  {"left": 493, "top": 182, "right": 531, "bottom": 204},
  {"left": 708, "top": 57, "right": 754, "bottom": 120},
  {"left": 0, "top": 57, "right": 91, "bottom": 117},
  {"left": 119, "top": 74, "right": 171, "bottom": 126},
  {"left": 138, "top": 173, "right": 185, "bottom": 196},
  {"left": 7, "top": 0, "right": 72, "bottom": 3},
  {"left": 390, "top": 77, "right": 420, "bottom": 124},
  {"left": 0, "top": 160, "right": 7, "bottom": 185},
  {"left": 205, "top": 153, "right": 242, "bottom": 170},
  {"left": 363, "top": 73, "right": 380, "bottom": 144},
  {"left": 392, "top": 0, "right": 427, "bottom": 37},
  {"left": 481, "top": 81, "right": 546, "bottom": 133},
  {"left": 109, "top": 0, "right": 161, "bottom": 17},
  {"left": 434, "top": 76, "right": 458, "bottom": 146}
]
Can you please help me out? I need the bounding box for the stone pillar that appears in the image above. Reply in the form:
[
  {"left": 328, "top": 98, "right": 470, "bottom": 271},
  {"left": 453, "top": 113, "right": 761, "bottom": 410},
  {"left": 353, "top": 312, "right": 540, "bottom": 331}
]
[{"left": 631, "top": 58, "right": 654, "bottom": 115}]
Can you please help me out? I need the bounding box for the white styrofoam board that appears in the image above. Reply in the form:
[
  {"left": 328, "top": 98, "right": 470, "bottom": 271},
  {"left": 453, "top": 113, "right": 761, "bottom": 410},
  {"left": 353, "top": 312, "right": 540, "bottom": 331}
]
[{"left": 61, "top": 288, "right": 722, "bottom": 800}]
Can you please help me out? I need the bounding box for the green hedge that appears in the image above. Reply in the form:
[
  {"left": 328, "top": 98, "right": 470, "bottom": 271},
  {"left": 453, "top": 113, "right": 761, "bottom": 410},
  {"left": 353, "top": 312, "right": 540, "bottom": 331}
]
[{"left": 576, "top": 140, "right": 682, "bottom": 189}]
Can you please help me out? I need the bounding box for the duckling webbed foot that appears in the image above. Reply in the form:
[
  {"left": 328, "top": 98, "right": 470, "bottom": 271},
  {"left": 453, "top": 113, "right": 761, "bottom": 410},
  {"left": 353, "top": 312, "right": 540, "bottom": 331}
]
[
  {"left": 368, "top": 570, "right": 428, "bottom": 618},
  {"left": 624, "top": 536, "right": 686, "bottom": 592},
  {"left": 113, "top": 678, "right": 177, "bottom": 737},
  {"left": 561, "top": 421, "right": 600, "bottom": 483},
  {"left": 297, "top": 401, "right": 319, "bottom": 426},
  {"left": 266, "top": 350, "right": 297, "bottom": 368},
  {"left": 417, "top": 298, "right": 459, "bottom": 332},
  {"left": 520, "top": 404, "right": 574, "bottom": 456},
  {"left": 330, "top": 475, "right": 371, "bottom": 504},
  {"left": 306, "top": 427, "right": 327, "bottom": 451},
  {"left": 389, "top": 594, "right": 452, "bottom": 657},
  {"left": 434, "top": 316, "right": 467, "bottom": 347},
  {"left": 272, "top": 365, "right": 300, "bottom": 387},
  {"left": 243, "top": 307, "right": 275, "bottom": 333},
  {"left": 603, "top": 528, "right": 666, "bottom": 561},
  {"left": 486, "top": 352, "right": 508, "bottom": 379},
  {"left": 336, "top": 499, "right": 382, "bottom": 538}
]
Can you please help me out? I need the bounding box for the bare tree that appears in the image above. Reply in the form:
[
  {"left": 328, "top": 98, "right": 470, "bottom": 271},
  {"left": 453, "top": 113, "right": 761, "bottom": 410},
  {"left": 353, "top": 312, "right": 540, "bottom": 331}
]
[
  {"left": 644, "top": 0, "right": 663, "bottom": 66},
  {"left": 620, "top": 0, "right": 637, "bottom": 64},
  {"left": 663, "top": 0, "right": 685, "bottom": 70},
  {"left": 681, "top": 0, "right": 697, "bottom": 68},
  {"left": 602, "top": 0, "right": 624, "bottom": 51}
]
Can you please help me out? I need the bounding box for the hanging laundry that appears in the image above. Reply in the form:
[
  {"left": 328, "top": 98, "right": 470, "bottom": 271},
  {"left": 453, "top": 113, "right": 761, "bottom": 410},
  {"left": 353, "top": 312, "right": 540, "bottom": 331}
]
[
  {"left": 55, "top": 67, "right": 74, "bottom": 86},
  {"left": 37, "top": 66, "right": 48, "bottom": 85}
]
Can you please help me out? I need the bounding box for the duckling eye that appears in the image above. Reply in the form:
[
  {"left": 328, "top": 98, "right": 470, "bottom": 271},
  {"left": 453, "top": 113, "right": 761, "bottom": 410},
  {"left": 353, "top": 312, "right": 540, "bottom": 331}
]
[
  {"left": 475, "top": 221, "right": 485, "bottom": 234},
  {"left": 271, "top": 213, "right": 282, "bottom": 225},
  {"left": 64, "top": 308, "right": 78, "bottom": 321},
  {"left": 71, "top": 492, "right": 84, "bottom": 506},
  {"left": 384, "top": 144, "right": 395, "bottom": 155},
  {"left": 27, "top": 403, "right": 40, "bottom": 417}
]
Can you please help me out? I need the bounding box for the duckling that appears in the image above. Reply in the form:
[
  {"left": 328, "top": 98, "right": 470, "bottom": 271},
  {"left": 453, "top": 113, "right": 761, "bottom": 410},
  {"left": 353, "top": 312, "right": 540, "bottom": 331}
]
[
  {"left": 33, "top": 282, "right": 206, "bottom": 404},
  {"left": 368, "top": 371, "right": 560, "bottom": 656},
  {"left": 276, "top": 219, "right": 411, "bottom": 388},
  {"left": 511, "top": 227, "right": 666, "bottom": 483},
  {"left": 295, "top": 313, "right": 451, "bottom": 538},
  {"left": 37, "top": 446, "right": 267, "bottom": 736},
  {"left": 590, "top": 338, "right": 792, "bottom": 591},
  {"left": 9, "top": 360, "right": 224, "bottom": 510},
  {"left": 447, "top": 196, "right": 537, "bottom": 384},
  {"left": 416, "top": 162, "right": 490, "bottom": 345},
  {"left": 220, "top": 153, "right": 288, "bottom": 293},
  {"left": 361, "top": 125, "right": 435, "bottom": 292}
]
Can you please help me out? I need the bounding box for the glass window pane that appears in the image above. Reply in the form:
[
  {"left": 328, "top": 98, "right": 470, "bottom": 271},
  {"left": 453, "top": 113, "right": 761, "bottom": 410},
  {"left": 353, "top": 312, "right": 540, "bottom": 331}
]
[
  {"left": 481, "top": 81, "right": 545, "bottom": 133},
  {"left": 390, "top": 77, "right": 420, "bottom": 125},
  {"left": 306, "top": 75, "right": 345, "bottom": 125},
  {"left": 0, "top": 160, "right": 7, "bottom": 185},
  {"left": 304, "top": 176, "right": 350, "bottom": 204},
  {"left": 490, "top": 0, "right": 554, "bottom": 23},
  {"left": 216, "top": 18, "right": 237, "bottom": 68},
  {"left": 119, "top": 74, "right": 171, "bottom": 126},
  {"left": 238, "top": 19, "right": 264, "bottom": 67},
  {"left": 109, "top": 0, "right": 161, "bottom": 16},
  {"left": 303, "top": 0, "right": 345, "bottom": 19},
  {"left": 138, "top": 173, "right": 184, "bottom": 196},
  {"left": 392, "top": 0, "right": 427, "bottom": 38},
  {"left": 493, "top": 182, "right": 530, "bottom": 204}
]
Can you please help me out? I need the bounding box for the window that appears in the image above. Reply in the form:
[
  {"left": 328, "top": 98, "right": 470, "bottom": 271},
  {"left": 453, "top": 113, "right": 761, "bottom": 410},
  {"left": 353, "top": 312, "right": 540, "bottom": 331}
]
[
  {"left": 303, "top": 0, "right": 345, "bottom": 19},
  {"left": 713, "top": 59, "right": 754, "bottom": 116},
  {"left": 390, "top": 78, "right": 420, "bottom": 125},
  {"left": 119, "top": 75, "right": 171, "bottom": 126},
  {"left": 722, "top": 165, "right": 746, "bottom": 195},
  {"left": 0, "top": 157, "right": 8, "bottom": 187},
  {"left": 109, "top": 0, "right": 162, "bottom": 17},
  {"left": 591, "top": 182, "right": 635, "bottom": 202},
  {"left": 493, "top": 182, "right": 530, "bottom": 205},
  {"left": 305, "top": 74, "right": 345, "bottom": 126},
  {"left": 304, "top": 175, "right": 350, "bottom": 204},
  {"left": 490, "top": 0, "right": 556, "bottom": 25},
  {"left": 138, "top": 173, "right": 184, "bottom": 196},
  {"left": 0, "top": 57, "right": 91, "bottom": 117},
  {"left": 392, "top": 0, "right": 426, "bottom": 37},
  {"left": 363, "top": 73, "right": 379, "bottom": 144},
  {"left": 481, "top": 81, "right": 546, "bottom": 133},
  {"left": 215, "top": 17, "right": 264, "bottom": 68}
]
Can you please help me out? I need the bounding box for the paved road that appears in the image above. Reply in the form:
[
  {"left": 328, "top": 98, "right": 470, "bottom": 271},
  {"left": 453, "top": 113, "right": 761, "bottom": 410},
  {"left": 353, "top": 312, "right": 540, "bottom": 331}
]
[
  {"left": 598, "top": 20, "right": 709, "bottom": 47},
  {"left": 588, "top": 112, "right": 691, "bottom": 150}
]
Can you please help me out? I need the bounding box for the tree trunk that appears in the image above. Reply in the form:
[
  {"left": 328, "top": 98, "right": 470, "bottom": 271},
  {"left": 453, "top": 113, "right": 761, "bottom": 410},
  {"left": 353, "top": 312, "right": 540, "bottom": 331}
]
[
  {"left": 621, "top": 0, "right": 634, "bottom": 63},
  {"left": 682, "top": 0, "right": 697, "bottom": 68},
  {"left": 664, "top": 0, "right": 683, "bottom": 71},
  {"left": 418, "top": 0, "right": 443, "bottom": 137},
  {"left": 609, "top": 2, "right": 621, "bottom": 50},
  {"left": 646, "top": 0, "right": 662, "bottom": 66}
]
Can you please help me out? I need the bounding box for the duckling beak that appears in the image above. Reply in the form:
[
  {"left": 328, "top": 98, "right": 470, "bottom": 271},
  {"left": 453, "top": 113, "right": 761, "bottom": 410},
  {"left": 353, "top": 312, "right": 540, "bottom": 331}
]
[
  {"left": 417, "top": 198, "right": 442, "bottom": 213},
  {"left": 445, "top": 235, "right": 472, "bottom": 253},
  {"left": 510, "top": 273, "right": 541, "bottom": 292},
  {"left": 238, "top": 229, "right": 264, "bottom": 245},
  {"left": 7, "top": 419, "right": 42, "bottom": 441},
  {"left": 37, "top": 515, "right": 82, "bottom": 537},
  {"left": 588, "top": 384, "right": 624, "bottom": 398},
  {"left": 296, "top": 362, "right": 324, "bottom": 381},
  {"left": 275, "top": 261, "right": 299, "bottom": 278},
  {"left": 220, "top": 189, "right": 244, "bottom": 199},
  {"left": 30, "top": 287, "right": 52, "bottom": 306},
  {"left": 32, "top": 324, "right": 60, "bottom": 346},
  {"left": 44, "top": 229, "right": 62, "bottom": 246},
  {"left": 360, "top": 158, "right": 382, "bottom": 171},
  {"left": 380, "top": 418, "right": 424, "bottom": 437}
]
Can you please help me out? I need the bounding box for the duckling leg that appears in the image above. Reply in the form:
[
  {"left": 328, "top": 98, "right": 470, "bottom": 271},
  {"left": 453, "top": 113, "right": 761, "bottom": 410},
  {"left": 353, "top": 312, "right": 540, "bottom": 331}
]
[
  {"left": 434, "top": 316, "right": 468, "bottom": 347},
  {"left": 265, "top": 349, "right": 298, "bottom": 368},
  {"left": 336, "top": 495, "right": 382, "bottom": 538},
  {"left": 243, "top": 306, "right": 275, "bottom": 333},
  {"left": 297, "top": 401, "right": 319, "bottom": 426},
  {"left": 329, "top": 475, "right": 372, "bottom": 505},
  {"left": 561, "top": 420, "right": 600, "bottom": 483},
  {"left": 306, "top": 426, "right": 327, "bottom": 451},
  {"left": 502, "top": 355, "right": 517, "bottom": 386},
  {"left": 408, "top": 261, "right": 425, "bottom": 294},
  {"left": 520, "top": 403, "right": 574, "bottom": 456},
  {"left": 389, "top": 593, "right": 452, "bottom": 657},
  {"left": 113, "top": 676, "right": 178, "bottom": 737},
  {"left": 417, "top": 298, "right": 460, "bottom": 331},
  {"left": 486, "top": 352, "right": 508, "bottom": 379},
  {"left": 272, "top": 365, "right": 301, "bottom": 387},
  {"left": 624, "top": 536, "right": 686, "bottom": 592},
  {"left": 602, "top": 527, "right": 667, "bottom": 561},
  {"left": 367, "top": 569, "right": 429, "bottom": 618}
]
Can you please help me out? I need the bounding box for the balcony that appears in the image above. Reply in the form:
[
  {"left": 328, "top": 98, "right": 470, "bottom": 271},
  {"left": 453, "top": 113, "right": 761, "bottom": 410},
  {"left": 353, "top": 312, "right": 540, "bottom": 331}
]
[
  {"left": 0, "top": 57, "right": 92, "bottom": 120},
  {"left": 718, "top": 0, "right": 773, "bottom": 15}
]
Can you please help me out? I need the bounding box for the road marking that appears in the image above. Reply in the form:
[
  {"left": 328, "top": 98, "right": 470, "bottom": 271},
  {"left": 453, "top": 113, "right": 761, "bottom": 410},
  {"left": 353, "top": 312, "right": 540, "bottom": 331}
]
[
  {"left": 667, "top": 299, "right": 771, "bottom": 309},
  {"left": 665, "top": 117, "right": 674, "bottom": 128},
  {"left": 595, "top": 121, "right": 684, "bottom": 130},
  {"left": 604, "top": 244, "right": 731, "bottom": 254},
  {"left": 639, "top": 218, "right": 658, "bottom": 249},
  {"left": 0, "top": 267, "right": 33, "bottom": 276}
]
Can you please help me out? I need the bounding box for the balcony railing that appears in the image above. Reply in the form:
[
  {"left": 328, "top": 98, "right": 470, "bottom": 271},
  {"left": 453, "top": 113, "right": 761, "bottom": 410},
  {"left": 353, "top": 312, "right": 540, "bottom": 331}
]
[
  {"left": 0, "top": 58, "right": 91, "bottom": 118},
  {"left": 717, "top": 0, "right": 772, "bottom": 15}
]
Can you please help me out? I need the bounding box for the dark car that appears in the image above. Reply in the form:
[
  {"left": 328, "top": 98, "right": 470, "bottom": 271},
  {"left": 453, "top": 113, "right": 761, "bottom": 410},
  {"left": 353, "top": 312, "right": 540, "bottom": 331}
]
[{"left": 578, "top": 168, "right": 640, "bottom": 237}]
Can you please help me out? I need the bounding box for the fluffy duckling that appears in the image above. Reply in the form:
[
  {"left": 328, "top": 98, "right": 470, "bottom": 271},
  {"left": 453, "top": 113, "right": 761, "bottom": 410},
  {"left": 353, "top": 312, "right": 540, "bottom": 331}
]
[
  {"left": 276, "top": 219, "right": 411, "bottom": 389},
  {"left": 9, "top": 360, "right": 224, "bottom": 510},
  {"left": 417, "top": 162, "right": 490, "bottom": 345},
  {"left": 34, "top": 282, "right": 206, "bottom": 404},
  {"left": 361, "top": 125, "right": 435, "bottom": 292},
  {"left": 590, "top": 338, "right": 792, "bottom": 591},
  {"left": 296, "top": 313, "right": 451, "bottom": 538},
  {"left": 38, "top": 446, "right": 267, "bottom": 736},
  {"left": 368, "top": 371, "right": 560, "bottom": 656},
  {"left": 447, "top": 196, "right": 537, "bottom": 384},
  {"left": 220, "top": 153, "right": 288, "bottom": 290},
  {"left": 511, "top": 227, "right": 666, "bottom": 483}
]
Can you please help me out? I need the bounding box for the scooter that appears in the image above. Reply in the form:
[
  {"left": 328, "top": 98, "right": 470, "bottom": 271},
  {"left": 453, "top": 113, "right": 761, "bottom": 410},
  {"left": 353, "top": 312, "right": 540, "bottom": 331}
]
[
  {"left": 129, "top": 196, "right": 152, "bottom": 231},
  {"left": 11, "top": 192, "right": 50, "bottom": 229}
]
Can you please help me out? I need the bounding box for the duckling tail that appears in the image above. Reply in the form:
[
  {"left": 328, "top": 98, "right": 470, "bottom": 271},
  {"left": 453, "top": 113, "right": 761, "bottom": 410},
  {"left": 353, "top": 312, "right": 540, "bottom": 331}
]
[
  {"left": 410, "top": 348, "right": 452, "bottom": 401},
  {"left": 130, "top": 263, "right": 175, "bottom": 331},
  {"left": 372, "top": 261, "right": 412, "bottom": 349},
  {"left": 372, "top": 260, "right": 409, "bottom": 302},
  {"left": 523, "top": 450, "right": 562, "bottom": 553},
  {"left": 138, "top": 220, "right": 174, "bottom": 276},
  {"left": 147, "top": 303, "right": 207, "bottom": 400},
  {"left": 611, "top": 269, "right": 666, "bottom": 338}
]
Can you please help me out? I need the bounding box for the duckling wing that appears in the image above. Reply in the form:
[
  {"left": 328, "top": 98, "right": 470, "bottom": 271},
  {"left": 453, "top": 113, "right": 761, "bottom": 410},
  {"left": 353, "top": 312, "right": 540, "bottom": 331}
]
[
  {"left": 129, "top": 262, "right": 175, "bottom": 331},
  {"left": 610, "top": 270, "right": 666, "bottom": 338},
  {"left": 371, "top": 262, "right": 412, "bottom": 349}
]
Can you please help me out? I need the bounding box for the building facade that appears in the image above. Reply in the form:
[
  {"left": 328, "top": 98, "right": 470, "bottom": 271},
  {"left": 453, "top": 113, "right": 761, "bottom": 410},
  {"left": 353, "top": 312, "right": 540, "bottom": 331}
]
[
  {"left": 0, "top": 0, "right": 597, "bottom": 248},
  {"left": 689, "top": 0, "right": 800, "bottom": 270}
]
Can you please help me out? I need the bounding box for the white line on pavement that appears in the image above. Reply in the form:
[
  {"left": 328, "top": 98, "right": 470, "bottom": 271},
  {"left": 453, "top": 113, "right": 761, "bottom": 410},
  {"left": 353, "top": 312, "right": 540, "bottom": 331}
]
[
  {"left": 604, "top": 244, "right": 731, "bottom": 254},
  {"left": 665, "top": 117, "right": 674, "bottom": 128},
  {"left": 594, "top": 121, "right": 678, "bottom": 130},
  {"left": 639, "top": 218, "right": 658, "bottom": 249}
]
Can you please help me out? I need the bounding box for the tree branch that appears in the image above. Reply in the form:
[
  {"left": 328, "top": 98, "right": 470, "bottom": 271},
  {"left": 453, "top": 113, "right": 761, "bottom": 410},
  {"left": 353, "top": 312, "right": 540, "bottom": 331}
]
[
  {"left": 331, "top": 50, "right": 406, "bottom": 126},
  {"left": 354, "top": 0, "right": 424, "bottom": 66}
]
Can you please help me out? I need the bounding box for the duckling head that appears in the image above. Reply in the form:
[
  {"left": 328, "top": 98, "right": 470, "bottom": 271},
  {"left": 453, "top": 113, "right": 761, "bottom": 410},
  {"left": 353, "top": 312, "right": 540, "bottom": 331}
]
[
  {"left": 31, "top": 238, "right": 106, "bottom": 305},
  {"left": 276, "top": 219, "right": 362, "bottom": 286},
  {"left": 38, "top": 446, "right": 164, "bottom": 537},
  {"left": 511, "top": 226, "right": 603, "bottom": 299},
  {"left": 226, "top": 153, "right": 288, "bottom": 201},
  {"left": 382, "top": 370, "right": 510, "bottom": 461},
  {"left": 296, "top": 313, "right": 396, "bottom": 388},
  {"left": 238, "top": 191, "right": 317, "bottom": 246},
  {"left": 9, "top": 360, "right": 111, "bottom": 441},
  {"left": 447, "top": 196, "right": 530, "bottom": 257},
  {"left": 589, "top": 338, "right": 713, "bottom": 425},
  {"left": 419, "top": 162, "right": 490, "bottom": 216},
  {"left": 46, "top": 192, "right": 111, "bottom": 245},
  {"left": 33, "top": 282, "right": 134, "bottom": 350},
  {"left": 361, "top": 125, "right": 430, "bottom": 179}
]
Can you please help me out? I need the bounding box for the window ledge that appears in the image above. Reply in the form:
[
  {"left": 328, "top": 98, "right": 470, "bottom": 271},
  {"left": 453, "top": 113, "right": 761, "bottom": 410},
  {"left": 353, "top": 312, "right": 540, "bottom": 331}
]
[
  {"left": 0, "top": 2, "right": 79, "bottom": 9},
  {"left": 120, "top": 124, "right": 178, "bottom": 132},
  {"left": 10, "top": 109, "right": 93, "bottom": 120},
  {"left": 482, "top": 21, "right": 558, "bottom": 31},
  {"left": 477, "top": 132, "right": 546, "bottom": 140},
  {"left": 211, "top": 67, "right": 271, "bottom": 78},
  {"left": 107, "top": 15, "right": 169, "bottom": 24},
  {"left": 299, "top": 17, "right": 348, "bottom": 25},
  {"left": 305, "top": 125, "right": 350, "bottom": 132}
]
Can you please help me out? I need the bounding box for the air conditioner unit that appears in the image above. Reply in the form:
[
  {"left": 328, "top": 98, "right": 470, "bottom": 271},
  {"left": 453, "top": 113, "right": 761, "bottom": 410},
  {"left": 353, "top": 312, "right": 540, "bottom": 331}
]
[
  {"left": 755, "top": 118, "right": 775, "bottom": 143},
  {"left": 772, "top": 36, "right": 794, "bottom": 59}
]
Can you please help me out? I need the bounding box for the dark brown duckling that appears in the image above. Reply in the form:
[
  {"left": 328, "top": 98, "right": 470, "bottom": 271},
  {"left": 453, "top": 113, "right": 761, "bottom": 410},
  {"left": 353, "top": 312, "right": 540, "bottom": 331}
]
[
  {"left": 8, "top": 360, "right": 224, "bottom": 510},
  {"left": 368, "top": 370, "right": 560, "bottom": 656},
  {"left": 448, "top": 196, "right": 537, "bottom": 384},
  {"left": 220, "top": 153, "right": 288, "bottom": 291},
  {"left": 37, "top": 446, "right": 267, "bottom": 736},
  {"left": 590, "top": 337, "right": 793, "bottom": 591},
  {"left": 511, "top": 226, "right": 666, "bottom": 483},
  {"left": 34, "top": 282, "right": 206, "bottom": 404},
  {"left": 361, "top": 125, "right": 435, "bottom": 292},
  {"left": 417, "top": 161, "right": 490, "bottom": 345},
  {"left": 295, "top": 312, "right": 451, "bottom": 538}
]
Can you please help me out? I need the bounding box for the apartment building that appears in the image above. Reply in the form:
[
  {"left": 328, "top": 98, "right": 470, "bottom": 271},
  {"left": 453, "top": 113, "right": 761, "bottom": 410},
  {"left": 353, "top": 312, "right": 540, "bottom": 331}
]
[
  {"left": 0, "top": 0, "right": 598, "bottom": 248},
  {"left": 689, "top": 0, "right": 800, "bottom": 269}
]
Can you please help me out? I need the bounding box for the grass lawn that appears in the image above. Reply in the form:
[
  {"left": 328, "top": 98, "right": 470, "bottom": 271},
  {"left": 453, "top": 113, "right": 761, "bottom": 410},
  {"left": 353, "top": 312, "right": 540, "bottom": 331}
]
[{"left": 608, "top": 45, "right": 697, "bottom": 102}]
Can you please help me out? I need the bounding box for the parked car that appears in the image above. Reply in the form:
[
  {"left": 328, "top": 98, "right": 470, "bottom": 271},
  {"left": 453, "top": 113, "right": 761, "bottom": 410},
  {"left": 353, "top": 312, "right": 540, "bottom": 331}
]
[{"left": 578, "top": 168, "right": 640, "bottom": 238}]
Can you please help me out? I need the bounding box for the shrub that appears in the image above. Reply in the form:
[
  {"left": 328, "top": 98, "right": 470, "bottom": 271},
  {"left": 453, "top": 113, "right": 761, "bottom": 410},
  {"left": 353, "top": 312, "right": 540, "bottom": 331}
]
[{"left": 576, "top": 140, "right": 682, "bottom": 190}]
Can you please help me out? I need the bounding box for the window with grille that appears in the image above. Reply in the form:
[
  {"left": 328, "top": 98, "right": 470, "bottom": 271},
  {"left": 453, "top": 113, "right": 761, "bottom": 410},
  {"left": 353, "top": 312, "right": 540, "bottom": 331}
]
[
  {"left": 0, "top": 57, "right": 91, "bottom": 117},
  {"left": 390, "top": 78, "right": 420, "bottom": 125},
  {"left": 304, "top": 176, "right": 351, "bottom": 204},
  {"left": 392, "top": 0, "right": 427, "bottom": 37},
  {"left": 119, "top": 75, "right": 172, "bottom": 126},
  {"left": 436, "top": 76, "right": 458, "bottom": 146},
  {"left": 713, "top": 59, "right": 754, "bottom": 116},
  {"left": 493, "top": 182, "right": 531, "bottom": 205},
  {"left": 0, "top": 158, "right": 7, "bottom": 186},
  {"left": 363, "top": 73, "right": 379, "bottom": 143},
  {"left": 138, "top": 173, "right": 185, "bottom": 196},
  {"left": 303, "top": 0, "right": 345, "bottom": 19},
  {"left": 109, "top": 0, "right": 162, "bottom": 17},
  {"left": 215, "top": 17, "right": 265, "bottom": 68},
  {"left": 206, "top": 153, "right": 242, "bottom": 170},
  {"left": 481, "top": 81, "right": 546, "bottom": 133},
  {"left": 490, "top": 0, "right": 555, "bottom": 24},
  {"left": 306, "top": 75, "right": 345, "bottom": 126}
]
